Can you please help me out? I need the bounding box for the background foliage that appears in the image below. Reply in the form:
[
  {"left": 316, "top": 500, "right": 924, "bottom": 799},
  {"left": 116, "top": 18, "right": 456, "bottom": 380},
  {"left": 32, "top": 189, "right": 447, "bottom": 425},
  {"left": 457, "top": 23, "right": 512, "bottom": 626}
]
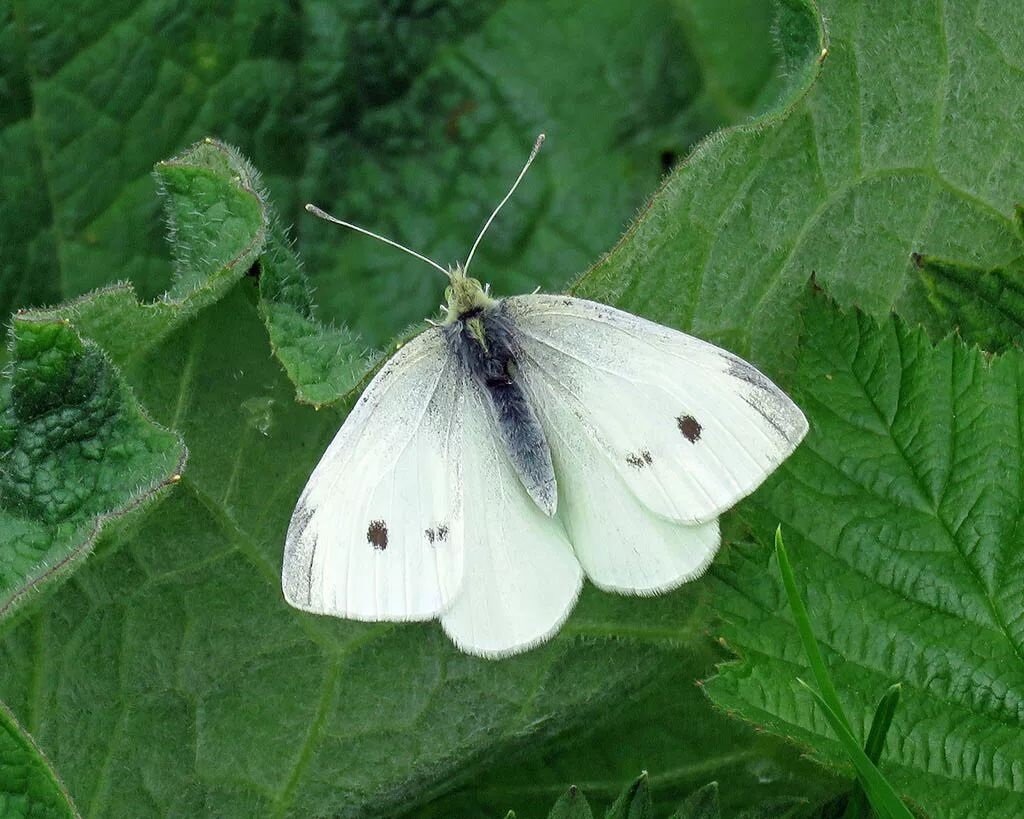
[{"left": 1, "top": 0, "right": 1022, "bottom": 817}]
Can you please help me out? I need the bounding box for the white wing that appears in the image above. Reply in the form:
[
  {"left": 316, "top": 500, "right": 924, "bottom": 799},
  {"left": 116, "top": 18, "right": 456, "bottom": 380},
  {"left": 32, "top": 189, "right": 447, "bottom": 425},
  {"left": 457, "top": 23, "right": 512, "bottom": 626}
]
[
  {"left": 440, "top": 386, "right": 583, "bottom": 657},
  {"left": 526, "top": 360, "right": 720, "bottom": 594},
  {"left": 282, "top": 329, "right": 464, "bottom": 621},
  {"left": 505, "top": 294, "right": 808, "bottom": 525}
]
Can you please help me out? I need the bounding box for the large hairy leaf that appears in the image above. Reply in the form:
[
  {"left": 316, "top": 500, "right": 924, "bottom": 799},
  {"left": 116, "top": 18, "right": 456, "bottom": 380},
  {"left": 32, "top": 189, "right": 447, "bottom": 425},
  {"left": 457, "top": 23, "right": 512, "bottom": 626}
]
[
  {"left": 576, "top": 0, "right": 1024, "bottom": 370},
  {"left": 707, "top": 292, "right": 1024, "bottom": 818}
]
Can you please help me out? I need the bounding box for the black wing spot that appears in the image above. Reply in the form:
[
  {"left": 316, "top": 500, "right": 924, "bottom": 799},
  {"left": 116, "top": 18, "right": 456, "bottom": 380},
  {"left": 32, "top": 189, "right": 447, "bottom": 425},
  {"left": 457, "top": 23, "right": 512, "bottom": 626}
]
[
  {"left": 367, "top": 520, "right": 388, "bottom": 550},
  {"left": 677, "top": 414, "right": 702, "bottom": 443},
  {"left": 626, "top": 449, "right": 654, "bottom": 468},
  {"left": 425, "top": 524, "right": 449, "bottom": 545}
]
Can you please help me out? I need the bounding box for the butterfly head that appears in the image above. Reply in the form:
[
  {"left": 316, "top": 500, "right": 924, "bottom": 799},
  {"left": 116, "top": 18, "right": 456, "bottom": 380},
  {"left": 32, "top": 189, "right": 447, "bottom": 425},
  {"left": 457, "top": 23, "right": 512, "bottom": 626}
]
[{"left": 442, "top": 263, "right": 496, "bottom": 324}]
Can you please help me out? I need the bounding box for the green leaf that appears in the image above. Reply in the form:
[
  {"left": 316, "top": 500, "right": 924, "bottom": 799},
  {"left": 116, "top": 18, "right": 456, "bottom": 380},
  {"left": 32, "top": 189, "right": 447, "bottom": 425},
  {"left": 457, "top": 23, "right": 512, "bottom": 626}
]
[
  {"left": 0, "top": 1, "right": 307, "bottom": 316},
  {"left": 912, "top": 251, "right": 1024, "bottom": 352},
  {"left": 418, "top": 645, "right": 842, "bottom": 818},
  {"left": 164, "top": 138, "right": 372, "bottom": 406},
  {"left": 0, "top": 699, "right": 80, "bottom": 819},
  {"left": 706, "top": 292, "right": 1024, "bottom": 818},
  {"left": 256, "top": 215, "right": 374, "bottom": 407},
  {"left": 735, "top": 797, "right": 812, "bottom": 819},
  {"left": 0, "top": 316, "right": 184, "bottom": 621},
  {"left": 548, "top": 785, "right": 595, "bottom": 819},
  {"left": 575, "top": 0, "right": 1024, "bottom": 373},
  {"left": 157, "top": 139, "right": 268, "bottom": 300},
  {"left": 605, "top": 771, "right": 652, "bottom": 819},
  {"left": 669, "top": 781, "right": 720, "bottom": 819},
  {"left": 57, "top": 138, "right": 268, "bottom": 368},
  {"left": 79, "top": 136, "right": 369, "bottom": 407}
]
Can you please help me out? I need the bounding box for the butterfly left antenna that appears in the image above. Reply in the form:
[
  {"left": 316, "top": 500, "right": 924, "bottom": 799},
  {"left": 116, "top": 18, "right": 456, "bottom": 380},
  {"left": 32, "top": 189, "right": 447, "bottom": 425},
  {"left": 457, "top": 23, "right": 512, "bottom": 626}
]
[
  {"left": 304, "top": 204, "right": 450, "bottom": 278},
  {"left": 463, "top": 133, "right": 545, "bottom": 275}
]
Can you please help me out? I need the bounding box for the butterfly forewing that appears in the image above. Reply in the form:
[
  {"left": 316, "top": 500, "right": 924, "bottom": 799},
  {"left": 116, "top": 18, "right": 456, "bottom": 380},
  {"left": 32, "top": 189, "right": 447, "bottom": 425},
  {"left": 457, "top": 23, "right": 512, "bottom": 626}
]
[
  {"left": 282, "top": 329, "right": 465, "bottom": 621},
  {"left": 503, "top": 294, "right": 808, "bottom": 526}
]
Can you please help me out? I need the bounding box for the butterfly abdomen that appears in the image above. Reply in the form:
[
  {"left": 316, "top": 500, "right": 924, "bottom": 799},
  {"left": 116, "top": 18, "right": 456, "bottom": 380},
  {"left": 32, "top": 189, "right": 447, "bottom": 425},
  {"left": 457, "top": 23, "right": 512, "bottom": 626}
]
[{"left": 446, "top": 303, "right": 557, "bottom": 515}]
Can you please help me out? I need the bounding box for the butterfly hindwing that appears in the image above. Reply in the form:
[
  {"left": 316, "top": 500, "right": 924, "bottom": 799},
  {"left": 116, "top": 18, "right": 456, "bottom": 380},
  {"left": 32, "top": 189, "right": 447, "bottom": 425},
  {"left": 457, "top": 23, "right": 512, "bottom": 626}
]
[
  {"left": 523, "top": 357, "right": 721, "bottom": 594},
  {"left": 440, "top": 385, "right": 582, "bottom": 657}
]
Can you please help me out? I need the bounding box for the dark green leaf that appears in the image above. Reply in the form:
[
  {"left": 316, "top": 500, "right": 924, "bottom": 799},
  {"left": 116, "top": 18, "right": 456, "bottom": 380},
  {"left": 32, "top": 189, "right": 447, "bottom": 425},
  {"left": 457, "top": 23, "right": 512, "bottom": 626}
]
[
  {"left": 912, "top": 251, "right": 1024, "bottom": 352},
  {"left": 669, "top": 781, "right": 720, "bottom": 819},
  {"left": 0, "top": 700, "right": 80, "bottom": 819},
  {"left": 575, "top": 0, "right": 1024, "bottom": 374},
  {"left": 605, "top": 771, "right": 652, "bottom": 819},
  {"left": 256, "top": 215, "right": 374, "bottom": 408}
]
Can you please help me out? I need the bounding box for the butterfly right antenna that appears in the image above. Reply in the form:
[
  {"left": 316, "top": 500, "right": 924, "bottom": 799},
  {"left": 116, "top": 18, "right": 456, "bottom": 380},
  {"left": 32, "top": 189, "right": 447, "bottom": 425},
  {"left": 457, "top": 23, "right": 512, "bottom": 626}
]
[{"left": 462, "top": 133, "right": 545, "bottom": 276}]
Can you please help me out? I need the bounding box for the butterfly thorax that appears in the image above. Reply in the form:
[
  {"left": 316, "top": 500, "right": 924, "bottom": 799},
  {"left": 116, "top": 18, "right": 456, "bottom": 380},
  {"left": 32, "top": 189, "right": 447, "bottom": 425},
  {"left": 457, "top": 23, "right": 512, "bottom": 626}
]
[
  {"left": 442, "top": 264, "right": 495, "bottom": 326},
  {"left": 443, "top": 294, "right": 557, "bottom": 515}
]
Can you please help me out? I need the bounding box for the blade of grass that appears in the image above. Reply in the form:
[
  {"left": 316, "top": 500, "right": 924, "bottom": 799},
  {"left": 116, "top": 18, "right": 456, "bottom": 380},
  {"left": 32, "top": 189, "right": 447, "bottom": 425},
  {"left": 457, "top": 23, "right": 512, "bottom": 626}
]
[
  {"left": 796, "top": 681, "right": 913, "bottom": 819},
  {"left": 773, "top": 527, "right": 850, "bottom": 732},
  {"left": 844, "top": 684, "right": 903, "bottom": 819},
  {"left": 775, "top": 527, "right": 912, "bottom": 819}
]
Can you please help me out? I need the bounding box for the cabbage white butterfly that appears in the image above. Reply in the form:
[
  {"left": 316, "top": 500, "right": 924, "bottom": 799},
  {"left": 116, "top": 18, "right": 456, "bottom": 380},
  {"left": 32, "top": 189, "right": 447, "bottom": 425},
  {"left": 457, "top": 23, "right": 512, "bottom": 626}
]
[{"left": 282, "top": 135, "right": 807, "bottom": 657}]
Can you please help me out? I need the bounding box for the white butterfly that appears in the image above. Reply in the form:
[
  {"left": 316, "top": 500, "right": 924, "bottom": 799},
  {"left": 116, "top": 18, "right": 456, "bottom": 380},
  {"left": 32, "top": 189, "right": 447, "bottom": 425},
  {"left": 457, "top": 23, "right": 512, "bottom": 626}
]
[{"left": 282, "top": 135, "right": 807, "bottom": 658}]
